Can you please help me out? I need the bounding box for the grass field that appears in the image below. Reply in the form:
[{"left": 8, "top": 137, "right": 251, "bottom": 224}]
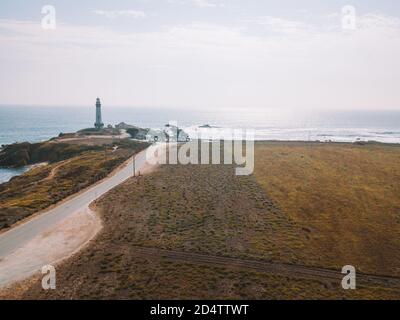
[
  {"left": 0, "top": 139, "right": 148, "bottom": 230},
  {"left": 254, "top": 141, "right": 400, "bottom": 277},
  {"left": 12, "top": 141, "right": 400, "bottom": 299}
]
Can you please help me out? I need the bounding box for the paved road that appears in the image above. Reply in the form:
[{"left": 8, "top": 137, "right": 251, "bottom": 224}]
[{"left": 0, "top": 147, "right": 150, "bottom": 260}]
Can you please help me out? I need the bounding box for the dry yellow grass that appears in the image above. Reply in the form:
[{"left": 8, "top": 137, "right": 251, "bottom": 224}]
[
  {"left": 254, "top": 141, "right": 400, "bottom": 276},
  {"left": 5, "top": 143, "right": 400, "bottom": 299},
  {"left": 13, "top": 142, "right": 400, "bottom": 299},
  {"left": 0, "top": 140, "right": 148, "bottom": 230}
]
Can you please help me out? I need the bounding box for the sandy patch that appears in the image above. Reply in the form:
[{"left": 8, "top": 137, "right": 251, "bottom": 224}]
[{"left": 0, "top": 207, "right": 102, "bottom": 289}]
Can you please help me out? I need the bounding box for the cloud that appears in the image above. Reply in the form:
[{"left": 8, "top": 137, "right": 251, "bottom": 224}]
[
  {"left": 93, "top": 10, "right": 147, "bottom": 19},
  {"left": 191, "top": 0, "right": 223, "bottom": 8},
  {"left": 167, "top": 0, "right": 224, "bottom": 8},
  {"left": 245, "top": 16, "right": 313, "bottom": 35},
  {"left": 358, "top": 13, "right": 400, "bottom": 31},
  {"left": 0, "top": 13, "right": 400, "bottom": 110}
]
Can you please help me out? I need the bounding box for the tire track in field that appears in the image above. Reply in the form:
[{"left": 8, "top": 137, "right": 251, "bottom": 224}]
[{"left": 131, "top": 246, "right": 400, "bottom": 290}]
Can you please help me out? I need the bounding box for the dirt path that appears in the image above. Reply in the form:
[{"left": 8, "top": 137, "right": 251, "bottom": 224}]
[
  {"left": 54, "top": 129, "right": 130, "bottom": 143},
  {"left": 130, "top": 246, "right": 400, "bottom": 291},
  {"left": 42, "top": 159, "right": 71, "bottom": 181}
]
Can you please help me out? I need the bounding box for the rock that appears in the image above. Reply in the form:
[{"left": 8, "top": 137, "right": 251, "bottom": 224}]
[
  {"left": 0, "top": 142, "right": 31, "bottom": 167},
  {"left": 0, "top": 141, "right": 103, "bottom": 168}
]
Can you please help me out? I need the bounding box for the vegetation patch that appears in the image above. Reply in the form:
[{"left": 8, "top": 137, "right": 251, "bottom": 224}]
[
  {"left": 13, "top": 142, "right": 400, "bottom": 299},
  {"left": 0, "top": 139, "right": 149, "bottom": 230},
  {"left": 253, "top": 141, "right": 400, "bottom": 277},
  {"left": 0, "top": 141, "right": 105, "bottom": 167},
  {"left": 77, "top": 127, "right": 121, "bottom": 136}
]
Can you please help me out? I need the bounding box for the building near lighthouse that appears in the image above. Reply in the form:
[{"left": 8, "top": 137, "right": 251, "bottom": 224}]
[{"left": 94, "top": 97, "right": 104, "bottom": 129}]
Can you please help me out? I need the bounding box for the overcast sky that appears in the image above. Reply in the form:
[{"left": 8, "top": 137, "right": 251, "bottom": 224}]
[{"left": 0, "top": 0, "right": 399, "bottom": 111}]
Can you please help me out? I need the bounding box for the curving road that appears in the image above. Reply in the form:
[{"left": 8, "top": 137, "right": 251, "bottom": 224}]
[{"left": 0, "top": 144, "right": 157, "bottom": 287}]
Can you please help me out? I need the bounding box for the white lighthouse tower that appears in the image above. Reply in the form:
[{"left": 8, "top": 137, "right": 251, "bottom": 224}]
[{"left": 94, "top": 97, "right": 104, "bottom": 129}]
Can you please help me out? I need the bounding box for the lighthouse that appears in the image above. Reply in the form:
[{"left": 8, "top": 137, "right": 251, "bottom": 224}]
[{"left": 94, "top": 97, "right": 104, "bottom": 129}]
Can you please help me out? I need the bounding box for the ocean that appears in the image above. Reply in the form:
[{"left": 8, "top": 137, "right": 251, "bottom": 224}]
[{"left": 1, "top": 105, "right": 399, "bottom": 182}]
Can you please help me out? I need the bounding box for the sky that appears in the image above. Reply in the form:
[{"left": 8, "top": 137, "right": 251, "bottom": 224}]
[{"left": 0, "top": 0, "right": 400, "bottom": 111}]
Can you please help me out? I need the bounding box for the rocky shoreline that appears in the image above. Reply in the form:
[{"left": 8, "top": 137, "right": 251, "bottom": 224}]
[{"left": 0, "top": 141, "right": 106, "bottom": 168}]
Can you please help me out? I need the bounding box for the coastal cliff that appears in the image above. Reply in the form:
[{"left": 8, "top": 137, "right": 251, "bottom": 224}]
[
  {"left": 0, "top": 141, "right": 104, "bottom": 168},
  {"left": 0, "top": 138, "right": 149, "bottom": 230}
]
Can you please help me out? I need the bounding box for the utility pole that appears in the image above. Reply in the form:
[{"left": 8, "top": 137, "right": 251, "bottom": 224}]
[{"left": 133, "top": 156, "right": 136, "bottom": 177}]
